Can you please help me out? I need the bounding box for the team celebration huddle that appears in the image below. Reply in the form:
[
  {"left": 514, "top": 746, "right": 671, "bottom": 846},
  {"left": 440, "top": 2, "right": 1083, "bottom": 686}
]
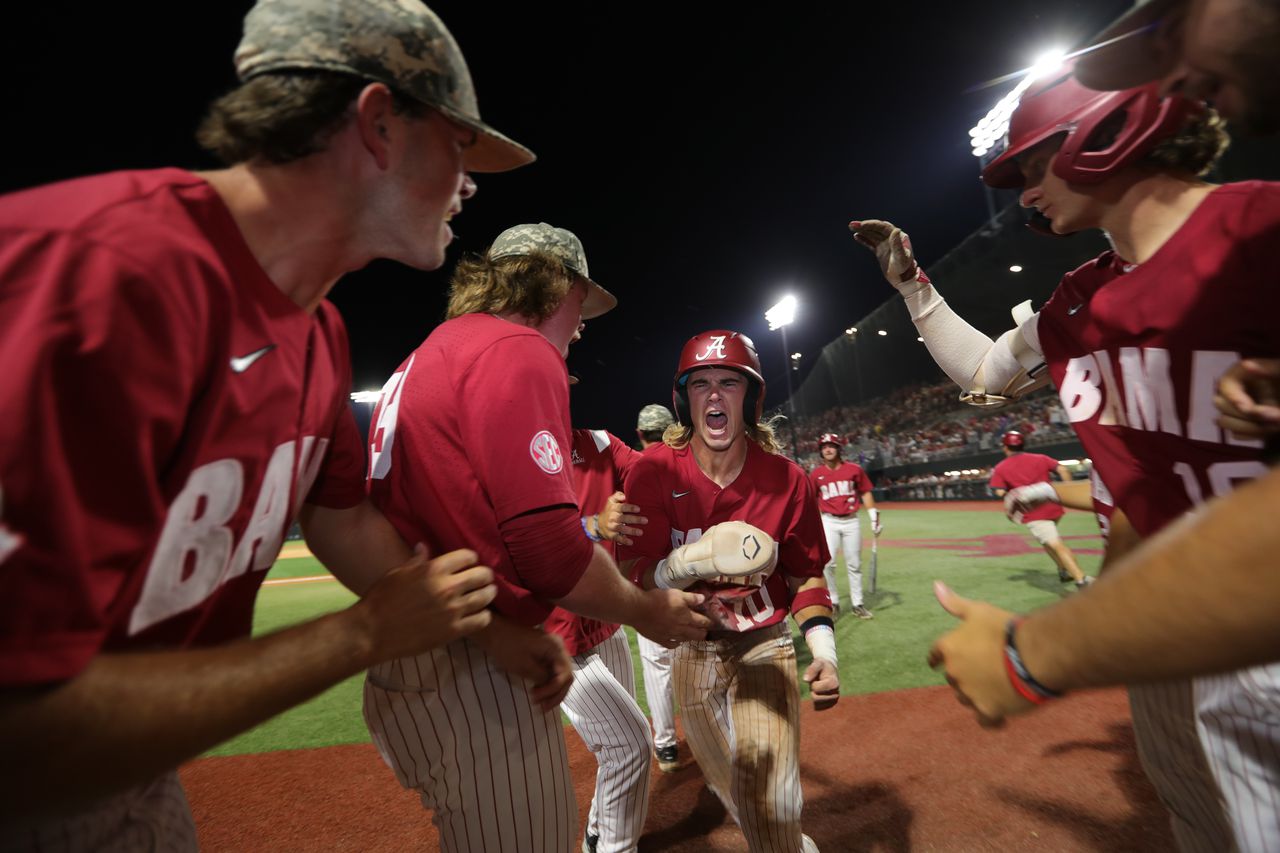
[{"left": 2, "top": 0, "right": 1279, "bottom": 850}]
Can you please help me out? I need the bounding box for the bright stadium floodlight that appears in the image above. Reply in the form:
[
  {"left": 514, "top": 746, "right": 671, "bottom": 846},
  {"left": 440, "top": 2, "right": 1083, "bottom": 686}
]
[
  {"left": 917, "top": 336, "right": 924, "bottom": 342},
  {"left": 350, "top": 390, "right": 382, "bottom": 404},
  {"left": 845, "top": 326, "right": 857, "bottom": 335},
  {"left": 968, "top": 47, "right": 1068, "bottom": 158},
  {"left": 877, "top": 329, "right": 888, "bottom": 336},
  {"left": 765, "top": 294, "right": 798, "bottom": 331},
  {"left": 1009, "top": 264, "right": 1024, "bottom": 272},
  {"left": 791, "top": 352, "right": 802, "bottom": 360}
]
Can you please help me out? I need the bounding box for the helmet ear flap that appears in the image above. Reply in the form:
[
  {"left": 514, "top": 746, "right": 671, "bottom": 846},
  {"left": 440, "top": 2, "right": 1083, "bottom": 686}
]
[
  {"left": 744, "top": 381, "right": 761, "bottom": 427},
  {"left": 672, "top": 383, "right": 691, "bottom": 427}
]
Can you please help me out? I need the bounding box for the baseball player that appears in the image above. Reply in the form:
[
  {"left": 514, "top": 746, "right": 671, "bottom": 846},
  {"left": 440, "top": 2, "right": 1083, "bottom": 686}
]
[
  {"left": 363, "top": 223, "right": 712, "bottom": 852},
  {"left": 619, "top": 330, "right": 837, "bottom": 853},
  {"left": 809, "top": 433, "right": 880, "bottom": 619},
  {"left": 544, "top": 426, "right": 652, "bottom": 853},
  {"left": 631, "top": 403, "right": 682, "bottom": 773},
  {"left": 988, "top": 432, "right": 1092, "bottom": 590},
  {"left": 852, "top": 58, "right": 1280, "bottom": 851},
  {"left": 0, "top": 0, "right": 528, "bottom": 845}
]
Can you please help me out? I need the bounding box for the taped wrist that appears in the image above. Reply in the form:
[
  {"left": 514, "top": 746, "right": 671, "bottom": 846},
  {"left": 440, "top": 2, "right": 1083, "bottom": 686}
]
[{"left": 804, "top": 623, "right": 838, "bottom": 664}]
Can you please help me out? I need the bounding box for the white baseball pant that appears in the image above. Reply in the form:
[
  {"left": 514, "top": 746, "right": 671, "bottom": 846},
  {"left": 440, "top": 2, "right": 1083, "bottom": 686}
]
[
  {"left": 674, "top": 622, "right": 818, "bottom": 853},
  {"left": 363, "top": 638, "right": 577, "bottom": 853},
  {"left": 1, "top": 770, "right": 197, "bottom": 853},
  {"left": 635, "top": 633, "right": 677, "bottom": 750},
  {"left": 562, "top": 629, "right": 653, "bottom": 853},
  {"left": 820, "top": 513, "right": 862, "bottom": 607}
]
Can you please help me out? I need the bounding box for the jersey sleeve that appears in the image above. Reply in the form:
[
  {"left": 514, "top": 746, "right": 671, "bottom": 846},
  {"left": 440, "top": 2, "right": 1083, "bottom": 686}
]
[
  {"left": 617, "top": 453, "right": 672, "bottom": 563},
  {"left": 608, "top": 433, "right": 641, "bottom": 482},
  {"left": 855, "top": 465, "right": 874, "bottom": 493},
  {"left": 989, "top": 463, "right": 1009, "bottom": 491},
  {"left": 778, "top": 474, "right": 828, "bottom": 580},
  {"left": 305, "top": 403, "right": 367, "bottom": 509},
  {"left": 0, "top": 232, "right": 204, "bottom": 684},
  {"left": 457, "top": 336, "right": 577, "bottom": 524}
]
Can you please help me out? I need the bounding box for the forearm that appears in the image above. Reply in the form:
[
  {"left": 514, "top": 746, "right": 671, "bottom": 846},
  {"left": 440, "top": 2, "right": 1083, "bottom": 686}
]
[
  {"left": 1017, "top": 471, "right": 1280, "bottom": 691},
  {"left": 1051, "top": 481, "right": 1094, "bottom": 511},
  {"left": 300, "top": 499, "right": 413, "bottom": 595},
  {"left": 861, "top": 492, "right": 877, "bottom": 510},
  {"left": 553, "top": 545, "right": 650, "bottom": 624},
  {"left": 0, "top": 607, "right": 379, "bottom": 819}
]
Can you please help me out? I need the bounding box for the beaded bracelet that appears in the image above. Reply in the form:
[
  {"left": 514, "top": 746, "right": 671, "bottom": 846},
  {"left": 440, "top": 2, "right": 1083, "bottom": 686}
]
[
  {"left": 1003, "top": 617, "right": 1063, "bottom": 705},
  {"left": 581, "top": 515, "right": 603, "bottom": 542}
]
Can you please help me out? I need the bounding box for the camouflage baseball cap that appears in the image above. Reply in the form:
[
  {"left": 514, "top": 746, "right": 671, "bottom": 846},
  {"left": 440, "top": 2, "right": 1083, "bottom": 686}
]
[
  {"left": 636, "top": 404, "right": 675, "bottom": 433},
  {"left": 488, "top": 223, "right": 618, "bottom": 319},
  {"left": 234, "top": 0, "right": 534, "bottom": 173}
]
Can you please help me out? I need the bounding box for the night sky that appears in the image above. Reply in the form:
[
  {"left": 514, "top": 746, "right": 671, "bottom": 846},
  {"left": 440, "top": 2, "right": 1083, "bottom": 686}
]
[{"left": 2, "top": 1, "right": 1131, "bottom": 438}]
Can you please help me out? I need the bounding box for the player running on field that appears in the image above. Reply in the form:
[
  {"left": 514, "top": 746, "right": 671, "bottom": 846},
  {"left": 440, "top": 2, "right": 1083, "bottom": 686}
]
[
  {"left": 620, "top": 330, "right": 837, "bottom": 853},
  {"left": 363, "top": 223, "right": 711, "bottom": 853},
  {"left": 851, "top": 57, "right": 1280, "bottom": 852},
  {"left": 809, "top": 432, "right": 880, "bottom": 619},
  {"left": 989, "top": 431, "right": 1092, "bottom": 589},
  {"left": 0, "top": 0, "right": 524, "bottom": 844}
]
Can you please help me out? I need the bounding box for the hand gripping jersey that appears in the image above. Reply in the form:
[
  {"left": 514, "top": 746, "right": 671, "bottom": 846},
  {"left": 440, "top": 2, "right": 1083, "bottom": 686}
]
[
  {"left": 542, "top": 429, "right": 640, "bottom": 655},
  {"left": 0, "top": 169, "right": 366, "bottom": 686},
  {"left": 1036, "top": 182, "right": 1280, "bottom": 538},
  {"left": 367, "top": 313, "right": 581, "bottom": 626},
  {"left": 620, "top": 441, "right": 828, "bottom": 632},
  {"left": 990, "top": 453, "right": 1066, "bottom": 523},
  {"left": 810, "top": 461, "right": 874, "bottom": 516}
]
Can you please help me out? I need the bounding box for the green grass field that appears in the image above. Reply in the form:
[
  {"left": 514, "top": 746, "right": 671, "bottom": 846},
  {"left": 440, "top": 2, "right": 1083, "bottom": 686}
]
[{"left": 207, "top": 507, "right": 1103, "bottom": 758}]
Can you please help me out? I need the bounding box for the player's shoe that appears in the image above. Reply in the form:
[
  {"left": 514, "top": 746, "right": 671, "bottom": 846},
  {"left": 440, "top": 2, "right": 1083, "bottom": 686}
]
[
  {"left": 582, "top": 833, "right": 598, "bottom": 853},
  {"left": 1058, "top": 569, "right": 1073, "bottom": 583},
  {"left": 850, "top": 604, "right": 874, "bottom": 620},
  {"left": 656, "top": 744, "right": 679, "bottom": 772},
  {"left": 832, "top": 603, "right": 841, "bottom": 620},
  {"left": 1075, "top": 576, "right": 1095, "bottom": 590}
]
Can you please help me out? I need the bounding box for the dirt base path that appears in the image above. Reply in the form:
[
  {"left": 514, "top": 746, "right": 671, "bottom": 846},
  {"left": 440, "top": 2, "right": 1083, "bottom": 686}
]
[{"left": 182, "top": 685, "right": 1170, "bottom": 851}]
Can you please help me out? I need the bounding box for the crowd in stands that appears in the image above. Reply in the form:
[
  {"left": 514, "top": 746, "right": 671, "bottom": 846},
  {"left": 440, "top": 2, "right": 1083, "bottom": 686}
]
[{"left": 787, "top": 378, "right": 1076, "bottom": 474}]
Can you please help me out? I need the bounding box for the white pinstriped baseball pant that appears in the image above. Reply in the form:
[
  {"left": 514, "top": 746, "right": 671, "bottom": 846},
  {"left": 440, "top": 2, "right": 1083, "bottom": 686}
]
[
  {"left": 562, "top": 629, "right": 652, "bottom": 852},
  {"left": 635, "top": 633, "right": 677, "bottom": 750},
  {"left": 363, "top": 637, "right": 577, "bottom": 853},
  {"left": 674, "top": 622, "right": 818, "bottom": 853}
]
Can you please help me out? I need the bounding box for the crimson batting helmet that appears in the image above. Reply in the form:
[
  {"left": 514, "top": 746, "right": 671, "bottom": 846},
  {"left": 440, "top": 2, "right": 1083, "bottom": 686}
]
[
  {"left": 673, "top": 330, "right": 766, "bottom": 426},
  {"left": 818, "top": 433, "right": 846, "bottom": 448},
  {"left": 1002, "top": 430, "right": 1025, "bottom": 449},
  {"left": 981, "top": 59, "right": 1201, "bottom": 191}
]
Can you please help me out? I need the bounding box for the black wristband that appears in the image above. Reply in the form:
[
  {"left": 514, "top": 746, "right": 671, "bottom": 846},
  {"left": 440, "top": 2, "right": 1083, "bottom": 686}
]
[
  {"left": 799, "top": 615, "right": 834, "bottom": 635},
  {"left": 1004, "top": 617, "right": 1063, "bottom": 702}
]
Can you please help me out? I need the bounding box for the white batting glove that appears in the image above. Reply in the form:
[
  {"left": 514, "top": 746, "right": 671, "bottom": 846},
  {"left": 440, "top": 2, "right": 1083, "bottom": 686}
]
[
  {"left": 848, "top": 220, "right": 928, "bottom": 291},
  {"left": 1004, "top": 482, "right": 1060, "bottom": 523},
  {"left": 868, "top": 507, "right": 882, "bottom": 536},
  {"left": 654, "top": 521, "right": 778, "bottom": 591}
]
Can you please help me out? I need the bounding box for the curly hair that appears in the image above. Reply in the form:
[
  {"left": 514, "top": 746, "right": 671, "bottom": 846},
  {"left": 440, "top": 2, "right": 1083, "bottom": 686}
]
[
  {"left": 197, "top": 70, "right": 431, "bottom": 166},
  {"left": 1144, "top": 108, "right": 1231, "bottom": 176},
  {"left": 445, "top": 250, "right": 576, "bottom": 321},
  {"left": 662, "top": 413, "right": 786, "bottom": 456}
]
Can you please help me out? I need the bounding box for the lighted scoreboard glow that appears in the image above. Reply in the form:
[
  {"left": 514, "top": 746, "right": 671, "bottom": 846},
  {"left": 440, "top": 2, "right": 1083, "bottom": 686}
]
[{"left": 969, "top": 49, "right": 1067, "bottom": 158}]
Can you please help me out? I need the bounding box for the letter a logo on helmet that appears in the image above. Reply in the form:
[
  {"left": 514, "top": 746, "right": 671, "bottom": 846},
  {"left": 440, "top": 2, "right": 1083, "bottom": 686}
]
[{"left": 694, "top": 335, "right": 728, "bottom": 362}]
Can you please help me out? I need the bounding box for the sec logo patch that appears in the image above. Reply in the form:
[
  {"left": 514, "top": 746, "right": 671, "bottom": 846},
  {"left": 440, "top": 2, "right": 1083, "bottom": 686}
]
[{"left": 529, "top": 430, "right": 564, "bottom": 474}]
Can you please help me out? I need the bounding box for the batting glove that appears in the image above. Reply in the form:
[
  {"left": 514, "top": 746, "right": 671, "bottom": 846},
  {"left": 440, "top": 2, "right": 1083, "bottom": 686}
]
[
  {"left": 868, "top": 507, "right": 882, "bottom": 536},
  {"left": 654, "top": 521, "right": 778, "bottom": 591},
  {"left": 848, "top": 220, "right": 929, "bottom": 291},
  {"left": 1004, "top": 482, "right": 1060, "bottom": 523}
]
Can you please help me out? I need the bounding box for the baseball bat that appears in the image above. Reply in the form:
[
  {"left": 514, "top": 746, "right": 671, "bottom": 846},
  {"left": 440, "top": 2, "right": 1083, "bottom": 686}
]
[{"left": 868, "top": 533, "right": 878, "bottom": 594}]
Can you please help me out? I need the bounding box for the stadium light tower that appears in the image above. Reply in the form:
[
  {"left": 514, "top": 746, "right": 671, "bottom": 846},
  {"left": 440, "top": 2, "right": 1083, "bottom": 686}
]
[{"left": 765, "top": 294, "right": 802, "bottom": 460}]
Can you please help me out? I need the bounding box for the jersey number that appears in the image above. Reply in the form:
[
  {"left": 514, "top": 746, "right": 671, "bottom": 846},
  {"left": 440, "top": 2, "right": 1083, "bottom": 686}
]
[
  {"left": 369, "top": 357, "right": 413, "bottom": 481},
  {"left": 1172, "top": 460, "right": 1269, "bottom": 506}
]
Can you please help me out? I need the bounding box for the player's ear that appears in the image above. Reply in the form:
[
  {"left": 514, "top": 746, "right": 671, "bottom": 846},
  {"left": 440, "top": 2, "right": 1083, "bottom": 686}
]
[{"left": 354, "top": 82, "right": 398, "bottom": 171}]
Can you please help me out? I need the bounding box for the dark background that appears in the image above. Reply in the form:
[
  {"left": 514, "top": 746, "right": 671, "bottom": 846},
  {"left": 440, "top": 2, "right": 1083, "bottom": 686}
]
[{"left": 2, "top": 1, "right": 1150, "bottom": 437}]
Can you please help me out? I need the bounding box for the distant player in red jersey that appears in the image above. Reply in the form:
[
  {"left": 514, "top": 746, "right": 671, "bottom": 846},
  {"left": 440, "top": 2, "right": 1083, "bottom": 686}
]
[
  {"left": 853, "top": 59, "right": 1280, "bottom": 851},
  {"left": 810, "top": 432, "right": 880, "bottom": 619},
  {"left": 0, "top": 0, "right": 528, "bottom": 844},
  {"left": 363, "top": 223, "right": 710, "bottom": 853},
  {"left": 988, "top": 431, "right": 1092, "bottom": 589},
  {"left": 620, "top": 330, "right": 836, "bottom": 853}
]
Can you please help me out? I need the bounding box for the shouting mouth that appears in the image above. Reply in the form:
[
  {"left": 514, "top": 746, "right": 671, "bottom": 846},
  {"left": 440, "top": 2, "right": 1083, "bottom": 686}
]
[{"left": 705, "top": 408, "right": 730, "bottom": 438}]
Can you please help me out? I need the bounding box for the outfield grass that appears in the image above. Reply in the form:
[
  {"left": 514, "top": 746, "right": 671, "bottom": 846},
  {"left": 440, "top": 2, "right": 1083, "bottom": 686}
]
[{"left": 208, "top": 508, "right": 1102, "bottom": 757}]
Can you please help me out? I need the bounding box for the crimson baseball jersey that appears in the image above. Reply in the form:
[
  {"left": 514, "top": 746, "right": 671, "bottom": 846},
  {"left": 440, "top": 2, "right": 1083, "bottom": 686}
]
[
  {"left": 1036, "top": 181, "right": 1279, "bottom": 538},
  {"left": 543, "top": 429, "right": 640, "bottom": 655},
  {"left": 989, "top": 453, "right": 1066, "bottom": 522},
  {"left": 367, "top": 313, "right": 581, "bottom": 627},
  {"left": 810, "top": 461, "right": 874, "bottom": 515},
  {"left": 0, "top": 169, "right": 365, "bottom": 686},
  {"left": 619, "top": 441, "right": 828, "bottom": 632}
]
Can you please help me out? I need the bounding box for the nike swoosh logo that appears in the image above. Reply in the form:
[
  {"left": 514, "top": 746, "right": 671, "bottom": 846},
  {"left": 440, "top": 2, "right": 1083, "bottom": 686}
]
[
  {"left": 230, "top": 344, "right": 276, "bottom": 373},
  {"left": 672, "top": 490, "right": 691, "bottom": 499},
  {"left": 1067, "top": 304, "right": 1084, "bottom": 315}
]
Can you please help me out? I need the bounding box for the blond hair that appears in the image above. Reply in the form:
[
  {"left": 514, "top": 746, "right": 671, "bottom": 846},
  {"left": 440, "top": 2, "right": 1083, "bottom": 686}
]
[
  {"left": 662, "top": 413, "right": 786, "bottom": 455},
  {"left": 446, "top": 250, "right": 575, "bottom": 321}
]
